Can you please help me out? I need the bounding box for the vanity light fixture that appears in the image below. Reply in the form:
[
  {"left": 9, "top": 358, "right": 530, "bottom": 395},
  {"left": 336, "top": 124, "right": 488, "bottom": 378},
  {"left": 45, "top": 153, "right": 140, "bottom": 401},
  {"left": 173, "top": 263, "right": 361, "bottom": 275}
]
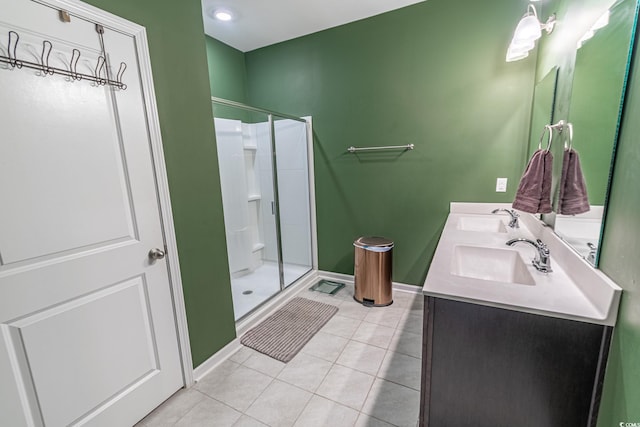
[{"left": 506, "top": 4, "right": 556, "bottom": 62}]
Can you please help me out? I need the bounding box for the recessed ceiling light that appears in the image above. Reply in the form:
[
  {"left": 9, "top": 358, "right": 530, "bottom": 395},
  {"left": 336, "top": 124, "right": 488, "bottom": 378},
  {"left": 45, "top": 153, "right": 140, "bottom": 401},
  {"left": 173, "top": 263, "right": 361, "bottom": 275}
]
[{"left": 213, "top": 9, "right": 233, "bottom": 21}]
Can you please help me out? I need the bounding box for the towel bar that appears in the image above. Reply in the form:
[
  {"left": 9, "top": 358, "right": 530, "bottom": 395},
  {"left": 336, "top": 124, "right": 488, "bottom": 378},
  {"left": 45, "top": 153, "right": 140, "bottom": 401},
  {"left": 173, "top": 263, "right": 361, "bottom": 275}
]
[{"left": 347, "top": 144, "right": 414, "bottom": 153}]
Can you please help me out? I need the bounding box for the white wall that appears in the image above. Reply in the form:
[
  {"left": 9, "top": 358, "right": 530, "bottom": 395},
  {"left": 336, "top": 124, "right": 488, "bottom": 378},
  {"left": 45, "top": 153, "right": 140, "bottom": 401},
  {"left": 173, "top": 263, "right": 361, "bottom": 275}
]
[{"left": 214, "top": 118, "right": 252, "bottom": 274}]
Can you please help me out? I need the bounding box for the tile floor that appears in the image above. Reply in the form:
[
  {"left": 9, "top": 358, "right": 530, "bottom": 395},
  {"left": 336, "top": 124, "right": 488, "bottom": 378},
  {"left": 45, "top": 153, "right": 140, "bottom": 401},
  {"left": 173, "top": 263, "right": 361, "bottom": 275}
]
[{"left": 137, "top": 284, "right": 424, "bottom": 427}]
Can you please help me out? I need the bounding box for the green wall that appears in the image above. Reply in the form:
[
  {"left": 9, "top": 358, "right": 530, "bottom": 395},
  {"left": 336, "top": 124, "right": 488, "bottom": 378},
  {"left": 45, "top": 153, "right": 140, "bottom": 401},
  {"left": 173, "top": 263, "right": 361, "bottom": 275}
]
[
  {"left": 205, "top": 36, "right": 248, "bottom": 102},
  {"left": 243, "top": 0, "right": 537, "bottom": 285},
  {"left": 596, "top": 22, "right": 640, "bottom": 425},
  {"left": 82, "top": 0, "right": 236, "bottom": 367}
]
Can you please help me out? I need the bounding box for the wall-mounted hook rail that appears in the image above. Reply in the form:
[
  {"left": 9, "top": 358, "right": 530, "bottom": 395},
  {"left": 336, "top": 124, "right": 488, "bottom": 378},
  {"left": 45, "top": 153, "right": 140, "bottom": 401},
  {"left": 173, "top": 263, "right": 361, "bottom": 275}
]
[
  {"left": 0, "top": 30, "right": 127, "bottom": 89},
  {"left": 348, "top": 144, "right": 415, "bottom": 153}
]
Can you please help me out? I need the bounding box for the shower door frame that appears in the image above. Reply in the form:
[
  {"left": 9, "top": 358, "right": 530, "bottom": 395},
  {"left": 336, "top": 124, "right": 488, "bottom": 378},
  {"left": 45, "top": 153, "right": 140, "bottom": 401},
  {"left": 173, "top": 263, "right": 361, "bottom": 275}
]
[{"left": 211, "top": 97, "right": 318, "bottom": 319}]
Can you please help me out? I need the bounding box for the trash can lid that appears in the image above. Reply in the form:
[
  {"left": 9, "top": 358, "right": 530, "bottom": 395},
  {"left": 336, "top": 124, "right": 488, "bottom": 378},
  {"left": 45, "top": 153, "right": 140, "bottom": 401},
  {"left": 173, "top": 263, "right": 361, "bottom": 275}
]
[{"left": 353, "top": 236, "right": 394, "bottom": 250}]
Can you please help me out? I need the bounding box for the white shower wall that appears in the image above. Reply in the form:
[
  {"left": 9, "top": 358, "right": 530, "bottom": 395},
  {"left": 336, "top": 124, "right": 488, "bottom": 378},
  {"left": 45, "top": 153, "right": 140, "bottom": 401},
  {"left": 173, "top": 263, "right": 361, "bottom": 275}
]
[
  {"left": 214, "top": 118, "right": 252, "bottom": 274},
  {"left": 215, "top": 117, "right": 312, "bottom": 280}
]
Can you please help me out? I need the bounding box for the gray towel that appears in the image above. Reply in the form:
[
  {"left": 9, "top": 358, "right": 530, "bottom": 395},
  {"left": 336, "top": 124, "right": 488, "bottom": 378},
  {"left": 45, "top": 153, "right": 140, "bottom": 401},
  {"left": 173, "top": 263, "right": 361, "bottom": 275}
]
[
  {"left": 512, "top": 149, "right": 553, "bottom": 214},
  {"left": 558, "top": 148, "right": 590, "bottom": 215}
]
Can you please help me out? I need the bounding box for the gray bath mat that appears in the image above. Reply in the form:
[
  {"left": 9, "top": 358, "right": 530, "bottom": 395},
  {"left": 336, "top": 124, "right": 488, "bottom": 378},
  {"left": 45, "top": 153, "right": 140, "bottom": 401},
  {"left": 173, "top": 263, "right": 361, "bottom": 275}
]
[{"left": 240, "top": 297, "right": 338, "bottom": 362}]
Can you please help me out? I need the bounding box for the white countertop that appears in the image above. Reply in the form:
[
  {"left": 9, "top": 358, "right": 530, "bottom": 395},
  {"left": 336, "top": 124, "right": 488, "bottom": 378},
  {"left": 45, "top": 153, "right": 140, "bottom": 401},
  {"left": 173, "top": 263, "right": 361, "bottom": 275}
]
[{"left": 422, "top": 203, "right": 622, "bottom": 326}]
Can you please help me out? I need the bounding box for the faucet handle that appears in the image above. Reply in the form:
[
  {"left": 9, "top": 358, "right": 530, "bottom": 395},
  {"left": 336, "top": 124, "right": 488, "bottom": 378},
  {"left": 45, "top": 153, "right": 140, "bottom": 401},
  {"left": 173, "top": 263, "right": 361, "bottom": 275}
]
[
  {"left": 534, "top": 239, "right": 552, "bottom": 272},
  {"left": 535, "top": 239, "right": 550, "bottom": 255}
]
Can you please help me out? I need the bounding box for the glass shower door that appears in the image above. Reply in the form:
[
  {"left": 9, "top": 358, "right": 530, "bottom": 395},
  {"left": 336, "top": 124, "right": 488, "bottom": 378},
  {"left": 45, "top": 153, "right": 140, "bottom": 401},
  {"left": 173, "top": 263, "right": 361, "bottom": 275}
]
[
  {"left": 273, "top": 117, "right": 314, "bottom": 287},
  {"left": 213, "top": 98, "right": 315, "bottom": 320}
]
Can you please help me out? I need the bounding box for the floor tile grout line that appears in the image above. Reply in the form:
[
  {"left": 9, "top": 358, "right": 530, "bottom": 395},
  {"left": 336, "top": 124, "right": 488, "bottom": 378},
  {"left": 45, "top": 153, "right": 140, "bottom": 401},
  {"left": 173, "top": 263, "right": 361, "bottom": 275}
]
[
  {"left": 289, "top": 391, "right": 318, "bottom": 427},
  {"left": 303, "top": 350, "right": 336, "bottom": 393},
  {"left": 355, "top": 378, "right": 412, "bottom": 427},
  {"left": 242, "top": 364, "right": 286, "bottom": 380},
  {"left": 333, "top": 359, "right": 382, "bottom": 379},
  {"left": 374, "top": 371, "right": 421, "bottom": 392},
  {"left": 321, "top": 316, "right": 363, "bottom": 341},
  {"left": 191, "top": 390, "right": 248, "bottom": 424},
  {"left": 230, "top": 413, "right": 266, "bottom": 427},
  {"left": 367, "top": 411, "right": 404, "bottom": 427},
  {"left": 174, "top": 389, "right": 244, "bottom": 426},
  {"left": 239, "top": 376, "right": 276, "bottom": 418}
]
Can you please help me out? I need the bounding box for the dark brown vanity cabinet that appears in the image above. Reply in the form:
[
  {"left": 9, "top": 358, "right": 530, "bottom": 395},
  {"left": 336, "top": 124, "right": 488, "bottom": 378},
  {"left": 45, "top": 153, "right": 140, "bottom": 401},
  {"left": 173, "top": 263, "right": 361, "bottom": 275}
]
[{"left": 419, "top": 297, "right": 612, "bottom": 427}]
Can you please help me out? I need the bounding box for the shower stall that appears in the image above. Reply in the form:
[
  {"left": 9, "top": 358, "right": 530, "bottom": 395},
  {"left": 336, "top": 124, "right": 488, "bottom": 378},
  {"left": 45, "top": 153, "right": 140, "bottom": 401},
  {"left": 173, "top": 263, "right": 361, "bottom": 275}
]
[{"left": 212, "top": 97, "right": 316, "bottom": 320}]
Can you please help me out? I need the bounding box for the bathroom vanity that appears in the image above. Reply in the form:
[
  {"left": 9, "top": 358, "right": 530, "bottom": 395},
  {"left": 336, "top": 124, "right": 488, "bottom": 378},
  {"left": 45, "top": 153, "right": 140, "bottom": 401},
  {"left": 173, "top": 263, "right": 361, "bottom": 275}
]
[{"left": 420, "top": 203, "right": 621, "bottom": 427}]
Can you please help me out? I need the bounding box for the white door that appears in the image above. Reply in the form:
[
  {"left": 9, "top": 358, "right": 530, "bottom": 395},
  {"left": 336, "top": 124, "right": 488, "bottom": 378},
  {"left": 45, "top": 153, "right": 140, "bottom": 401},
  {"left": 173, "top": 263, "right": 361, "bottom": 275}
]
[{"left": 0, "top": 1, "right": 184, "bottom": 426}]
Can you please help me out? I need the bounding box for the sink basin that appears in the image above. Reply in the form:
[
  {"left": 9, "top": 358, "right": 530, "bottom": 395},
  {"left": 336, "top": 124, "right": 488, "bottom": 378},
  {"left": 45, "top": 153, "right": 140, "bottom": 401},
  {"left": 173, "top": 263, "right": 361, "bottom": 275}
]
[
  {"left": 457, "top": 216, "right": 507, "bottom": 233},
  {"left": 451, "top": 245, "right": 535, "bottom": 286}
]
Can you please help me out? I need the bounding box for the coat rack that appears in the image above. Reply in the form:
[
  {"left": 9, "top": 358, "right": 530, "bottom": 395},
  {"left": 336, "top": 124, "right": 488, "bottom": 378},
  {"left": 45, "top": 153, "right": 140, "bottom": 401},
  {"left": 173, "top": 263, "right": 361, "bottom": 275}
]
[{"left": 0, "top": 29, "right": 127, "bottom": 90}]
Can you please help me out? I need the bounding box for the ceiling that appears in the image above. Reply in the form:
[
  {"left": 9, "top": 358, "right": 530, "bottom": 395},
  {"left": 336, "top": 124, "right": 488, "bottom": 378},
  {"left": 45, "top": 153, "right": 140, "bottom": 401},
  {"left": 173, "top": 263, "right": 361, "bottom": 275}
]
[{"left": 201, "top": 0, "right": 428, "bottom": 52}]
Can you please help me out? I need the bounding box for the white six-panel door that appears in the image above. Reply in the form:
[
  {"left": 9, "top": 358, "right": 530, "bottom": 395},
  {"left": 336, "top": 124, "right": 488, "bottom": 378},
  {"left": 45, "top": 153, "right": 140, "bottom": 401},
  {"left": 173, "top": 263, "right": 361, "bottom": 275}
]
[{"left": 0, "top": 1, "right": 184, "bottom": 425}]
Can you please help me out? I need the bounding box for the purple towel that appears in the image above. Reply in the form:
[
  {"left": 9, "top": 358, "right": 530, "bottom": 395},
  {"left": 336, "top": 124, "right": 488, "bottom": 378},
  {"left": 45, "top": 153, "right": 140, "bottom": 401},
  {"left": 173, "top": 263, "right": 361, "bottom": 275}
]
[
  {"left": 512, "top": 149, "right": 553, "bottom": 214},
  {"left": 558, "top": 148, "right": 590, "bottom": 215}
]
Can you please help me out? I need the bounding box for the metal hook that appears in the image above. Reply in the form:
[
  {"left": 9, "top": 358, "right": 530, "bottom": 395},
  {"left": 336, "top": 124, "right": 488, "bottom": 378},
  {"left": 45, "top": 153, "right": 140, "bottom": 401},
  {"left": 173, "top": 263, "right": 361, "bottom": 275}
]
[
  {"left": 70, "top": 49, "right": 81, "bottom": 80},
  {"left": 564, "top": 122, "right": 574, "bottom": 151},
  {"left": 538, "top": 125, "right": 553, "bottom": 151},
  {"left": 8, "top": 30, "right": 22, "bottom": 68},
  {"left": 552, "top": 119, "right": 566, "bottom": 134},
  {"left": 115, "top": 61, "right": 127, "bottom": 89},
  {"left": 41, "top": 40, "right": 53, "bottom": 75},
  {"left": 94, "top": 55, "right": 106, "bottom": 85}
]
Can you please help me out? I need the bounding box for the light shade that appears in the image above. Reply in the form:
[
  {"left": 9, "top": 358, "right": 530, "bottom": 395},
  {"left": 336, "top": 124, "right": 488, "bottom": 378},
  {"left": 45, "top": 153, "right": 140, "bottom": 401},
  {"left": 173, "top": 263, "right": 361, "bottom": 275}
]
[
  {"left": 506, "top": 5, "right": 555, "bottom": 63},
  {"left": 513, "top": 14, "right": 542, "bottom": 42},
  {"left": 510, "top": 38, "right": 536, "bottom": 51},
  {"left": 506, "top": 45, "right": 530, "bottom": 62},
  {"left": 506, "top": 32, "right": 535, "bottom": 62}
]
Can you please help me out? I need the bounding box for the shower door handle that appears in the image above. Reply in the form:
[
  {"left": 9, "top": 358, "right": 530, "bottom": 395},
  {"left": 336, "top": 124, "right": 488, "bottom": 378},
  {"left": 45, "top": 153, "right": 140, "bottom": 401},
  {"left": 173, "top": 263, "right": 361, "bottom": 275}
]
[{"left": 271, "top": 201, "right": 275, "bottom": 215}]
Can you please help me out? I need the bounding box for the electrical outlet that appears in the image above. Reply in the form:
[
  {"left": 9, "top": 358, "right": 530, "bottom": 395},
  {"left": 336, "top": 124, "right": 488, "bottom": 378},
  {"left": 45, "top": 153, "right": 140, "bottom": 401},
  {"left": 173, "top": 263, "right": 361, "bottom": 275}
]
[{"left": 496, "top": 177, "right": 508, "bottom": 192}]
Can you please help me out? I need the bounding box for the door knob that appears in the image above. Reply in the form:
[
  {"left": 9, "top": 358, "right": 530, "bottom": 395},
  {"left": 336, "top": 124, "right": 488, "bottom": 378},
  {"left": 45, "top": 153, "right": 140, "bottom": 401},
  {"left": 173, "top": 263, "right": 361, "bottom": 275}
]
[{"left": 149, "top": 248, "right": 166, "bottom": 260}]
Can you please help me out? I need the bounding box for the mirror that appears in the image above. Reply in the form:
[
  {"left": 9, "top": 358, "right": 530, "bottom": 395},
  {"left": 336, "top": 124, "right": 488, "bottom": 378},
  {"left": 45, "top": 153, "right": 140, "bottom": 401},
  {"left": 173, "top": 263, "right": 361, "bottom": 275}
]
[
  {"left": 529, "top": 0, "right": 638, "bottom": 266},
  {"left": 527, "top": 67, "right": 558, "bottom": 160}
]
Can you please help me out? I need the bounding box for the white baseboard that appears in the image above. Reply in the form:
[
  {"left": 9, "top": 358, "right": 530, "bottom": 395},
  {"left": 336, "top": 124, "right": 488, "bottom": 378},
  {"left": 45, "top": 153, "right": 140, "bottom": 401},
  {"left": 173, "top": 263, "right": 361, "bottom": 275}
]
[
  {"left": 392, "top": 282, "right": 423, "bottom": 294},
  {"left": 192, "top": 337, "right": 242, "bottom": 382},
  {"left": 317, "top": 270, "right": 354, "bottom": 284},
  {"left": 317, "top": 270, "right": 422, "bottom": 294}
]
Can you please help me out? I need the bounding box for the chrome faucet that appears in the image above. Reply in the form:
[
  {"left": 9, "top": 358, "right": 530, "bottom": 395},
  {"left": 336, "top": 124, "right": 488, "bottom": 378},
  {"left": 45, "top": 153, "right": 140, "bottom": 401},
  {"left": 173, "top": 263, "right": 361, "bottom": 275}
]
[
  {"left": 506, "top": 238, "right": 552, "bottom": 273},
  {"left": 492, "top": 208, "right": 520, "bottom": 228}
]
